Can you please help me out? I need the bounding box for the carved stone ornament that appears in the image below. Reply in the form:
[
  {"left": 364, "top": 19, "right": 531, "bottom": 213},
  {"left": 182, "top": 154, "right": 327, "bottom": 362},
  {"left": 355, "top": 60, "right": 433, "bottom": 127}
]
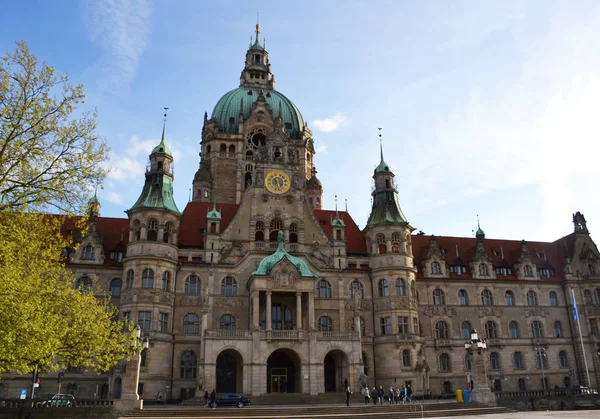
[
  {"left": 269, "top": 259, "right": 299, "bottom": 289},
  {"left": 473, "top": 307, "right": 504, "bottom": 317},
  {"left": 519, "top": 307, "right": 549, "bottom": 318},
  {"left": 196, "top": 375, "right": 205, "bottom": 391},
  {"left": 213, "top": 297, "right": 248, "bottom": 309},
  {"left": 423, "top": 306, "right": 457, "bottom": 317},
  {"left": 374, "top": 299, "right": 394, "bottom": 311}
]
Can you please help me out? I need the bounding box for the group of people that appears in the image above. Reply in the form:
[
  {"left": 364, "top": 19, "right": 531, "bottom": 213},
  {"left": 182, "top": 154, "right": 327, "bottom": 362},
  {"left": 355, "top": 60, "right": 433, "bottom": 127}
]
[
  {"left": 360, "top": 384, "right": 413, "bottom": 405},
  {"left": 203, "top": 389, "right": 217, "bottom": 408}
]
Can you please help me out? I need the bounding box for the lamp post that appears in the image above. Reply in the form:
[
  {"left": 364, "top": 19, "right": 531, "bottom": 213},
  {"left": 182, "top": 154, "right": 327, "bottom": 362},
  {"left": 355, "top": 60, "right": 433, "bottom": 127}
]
[
  {"left": 464, "top": 329, "right": 495, "bottom": 405},
  {"left": 534, "top": 343, "right": 547, "bottom": 391}
]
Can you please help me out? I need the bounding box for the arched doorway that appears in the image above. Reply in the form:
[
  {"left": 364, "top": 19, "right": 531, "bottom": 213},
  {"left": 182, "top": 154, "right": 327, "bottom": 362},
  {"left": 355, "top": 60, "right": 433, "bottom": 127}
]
[
  {"left": 216, "top": 350, "right": 243, "bottom": 394},
  {"left": 267, "top": 349, "right": 301, "bottom": 393},
  {"left": 324, "top": 350, "right": 349, "bottom": 392},
  {"left": 113, "top": 377, "right": 122, "bottom": 399}
]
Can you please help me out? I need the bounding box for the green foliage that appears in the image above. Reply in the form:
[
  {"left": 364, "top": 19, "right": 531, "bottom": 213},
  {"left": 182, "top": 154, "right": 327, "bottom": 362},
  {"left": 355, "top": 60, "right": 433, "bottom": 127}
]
[
  {"left": 0, "top": 42, "right": 137, "bottom": 374},
  {"left": 0, "top": 41, "right": 108, "bottom": 214}
]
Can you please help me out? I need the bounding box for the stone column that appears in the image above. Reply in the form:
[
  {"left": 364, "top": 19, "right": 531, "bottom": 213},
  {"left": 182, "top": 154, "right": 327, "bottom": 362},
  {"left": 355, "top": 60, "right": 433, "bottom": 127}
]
[
  {"left": 158, "top": 227, "right": 164, "bottom": 241},
  {"left": 308, "top": 292, "right": 315, "bottom": 330},
  {"left": 200, "top": 311, "right": 208, "bottom": 361},
  {"left": 471, "top": 349, "right": 495, "bottom": 406},
  {"left": 296, "top": 292, "right": 302, "bottom": 330},
  {"left": 253, "top": 291, "right": 260, "bottom": 329},
  {"left": 115, "top": 350, "right": 143, "bottom": 411},
  {"left": 266, "top": 291, "right": 272, "bottom": 330}
]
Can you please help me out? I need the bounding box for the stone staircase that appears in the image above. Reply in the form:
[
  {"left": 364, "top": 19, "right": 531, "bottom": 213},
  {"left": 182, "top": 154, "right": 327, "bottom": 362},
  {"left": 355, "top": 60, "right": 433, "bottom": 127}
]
[{"left": 121, "top": 401, "right": 515, "bottom": 418}]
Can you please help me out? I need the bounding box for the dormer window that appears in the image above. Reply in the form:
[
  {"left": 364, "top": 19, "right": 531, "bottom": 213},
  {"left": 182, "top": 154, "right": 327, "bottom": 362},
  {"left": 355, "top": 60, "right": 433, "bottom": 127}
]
[
  {"left": 524, "top": 265, "right": 533, "bottom": 277},
  {"left": 431, "top": 262, "right": 441, "bottom": 275},
  {"left": 478, "top": 263, "right": 489, "bottom": 276},
  {"left": 495, "top": 267, "right": 511, "bottom": 277},
  {"left": 81, "top": 245, "right": 94, "bottom": 260}
]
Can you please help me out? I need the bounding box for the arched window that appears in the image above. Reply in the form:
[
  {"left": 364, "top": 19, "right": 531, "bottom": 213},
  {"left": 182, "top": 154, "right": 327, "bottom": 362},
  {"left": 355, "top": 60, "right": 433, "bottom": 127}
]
[
  {"left": 436, "top": 321, "right": 449, "bottom": 339},
  {"left": 141, "top": 268, "right": 154, "bottom": 288},
  {"left": 531, "top": 320, "right": 543, "bottom": 338},
  {"left": 458, "top": 289, "right": 469, "bottom": 305},
  {"left": 396, "top": 279, "right": 406, "bottom": 296},
  {"left": 133, "top": 219, "right": 141, "bottom": 241},
  {"left": 378, "top": 279, "right": 390, "bottom": 297},
  {"left": 182, "top": 314, "right": 200, "bottom": 334},
  {"left": 221, "top": 277, "right": 237, "bottom": 296},
  {"left": 481, "top": 290, "right": 494, "bottom": 306},
  {"left": 490, "top": 352, "right": 501, "bottom": 370},
  {"left": 509, "top": 321, "right": 520, "bottom": 338},
  {"left": 584, "top": 290, "right": 593, "bottom": 305},
  {"left": 505, "top": 290, "right": 515, "bottom": 306},
  {"left": 269, "top": 219, "right": 283, "bottom": 242},
  {"left": 391, "top": 233, "right": 400, "bottom": 253},
  {"left": 161, "top": 271, "right": 171, "bottom": 291},
  {"left": 549, "top": 291, "right": 558, "bottom": 307},
  {"left": 77, "top": 276, "right": 91, "bottom": 292},
  {"left": 479, "top": 263, "right": 489, "bottom": 276},
  {"left": 485, "top": 321, "right": 498, "bottom": 339},
  {"left": 140, "top": 349, "right": 147, "bottom": 368},
  {"left": 402, "top": 350, "right": 411, "bottom": 367},
  {"left": 228, "top": 144, "right": 235, "bottom": 155},
  {"left": 163, "top": 222, "right": 173, "bottom": 243},
  {"left": 244, "top": 171, "right": 252, "bottom": 189},
  {"left": 350, "top": 281, "right": 364, "bottom": 298},
  {"left": 461, "top": 321, "right": 472, "bottom": 340},
  {"left": 219, "top": 143, "right": 227, "bottom": 154},
  {"left": 514, "top": 351, "right": 524, "bottom": 369},
  {"left": 524, "top": 265, "right": 533, "bottom": 277},
  {"left": 220, "top": 314, "right": 236, "bottom": 330},
  {"left": 147, "top": 219, "right": 158, "bottom": 241},
  {"left": 377, "top": 234, "right": 387, "bottom": 254},
  {"left": 185, "top": 275, "right": 201, "bottom": 294},
  {"left": 439, "top": 353, "right": 450, "bottom": 372},
  {"left": 126, "top": 269, "right": 134, "bottom": 289},
  {"left": 317, "top": 316, "right": 333, "bottom": 332},
  {"left": 527, "top": 290, "right": 538, "bottom": 306},
  {"left": 351, "top": 317, "right": 366, "bottom": 337},
  {"left": 433, "top": 288, "right": 445, "bottom": 305},
  {"left": 554, "top": 321, "right": 563, "bottom": 338},
  {"left": 110, "top": 279, "right": 122, "bottom": 297},
  {"left": 431, "top": 262, "right": 441, "bottom": 275},
  {"left": 81, "top": 245, "right": 94, "bottom": 260},
  {"left": 255, "top": 221, "right": 264, "bottom": 242},
  {"left": 559, "top": 350, "right": 568, "bottom": 368},
  {"left": 316, "top": 280, "right": 331, "bottom": 298},
  {"left": 180, "top": 351, "right": 197, "bottom": 379},
  {"left": 289, "top": 223, "right": 298, "bottom": 243},
  {"left": 261, "top": 304, "right": 293, "bottom": 330}
]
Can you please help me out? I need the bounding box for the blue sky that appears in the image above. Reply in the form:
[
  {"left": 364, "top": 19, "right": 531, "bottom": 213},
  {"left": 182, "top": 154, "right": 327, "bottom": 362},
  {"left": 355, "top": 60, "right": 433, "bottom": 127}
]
[{"left": 2, "top": 0, "right": 599, "bottom": 242}]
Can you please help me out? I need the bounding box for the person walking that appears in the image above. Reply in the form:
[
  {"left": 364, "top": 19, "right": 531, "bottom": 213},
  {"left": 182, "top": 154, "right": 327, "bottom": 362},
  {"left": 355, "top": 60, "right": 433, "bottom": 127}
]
[
  {"left": 345, "top": 384, "right": 352, "bottom": 406},
  {"left": 377, "top": 386, "right": 384, "bottom": 405},
  {"left": 394, "top": 386, "right": 401, "bottom": 404},
  {"left": 344, "top": 378, "right": 349, "bottom": 391},
  {"left": 362, "top": 386, "right": 370, "bottom": 405},
  {"left": 209, "top": 389, "right": 216, "bottom": 409},
  {"left": 370, "top": 387, "right": 377, "bottom": 405},
  {"left": 406, "top": 384, "right": 413, "bottom": 402},
  {"left": 203, "top": 391, "right": 209, "bottom": 408},
  {"left": 388, "top": 386, "right": 394, "bottom": 404},
  {"left": 401, "top": 385, "right": 407, "bottom": 404}
]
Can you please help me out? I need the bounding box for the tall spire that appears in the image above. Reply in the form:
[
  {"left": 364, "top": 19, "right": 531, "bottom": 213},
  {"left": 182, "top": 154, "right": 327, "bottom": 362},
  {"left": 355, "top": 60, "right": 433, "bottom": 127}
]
[
  {"left": 331, "top": 193, "right": 345, "bottom": 227},
  {"left": 335, "top": 194, "right": 339, "bottom": 217},
  {"left": 379, "top": 127, "right": 384, "bottom": 162},
  {"left": 374, "top": 127, "right": 392, "bottom": 174},
  {"left": 151, "top": 107, "right": 172, "bottom": 156}
]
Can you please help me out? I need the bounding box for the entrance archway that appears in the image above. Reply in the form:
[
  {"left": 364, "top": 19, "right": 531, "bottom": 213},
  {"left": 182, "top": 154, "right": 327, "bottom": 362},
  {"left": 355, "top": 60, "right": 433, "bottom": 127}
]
[
  {"left": 216, "top": 349, "right": 243, "bottom": 394},
  {"left": 267, "top": 348, "right": 301, "bottom": 393},
  {"left": 324, "top": 350, "right": 349, "bottom": 392}
]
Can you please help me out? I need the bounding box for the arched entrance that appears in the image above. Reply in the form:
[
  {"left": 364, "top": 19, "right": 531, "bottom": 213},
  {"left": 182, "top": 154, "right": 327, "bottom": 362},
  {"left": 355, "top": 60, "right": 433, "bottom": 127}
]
[
  {"left": 324, "top": 350, "right": 349, "bottom": 392},
  {"left": 267, "top": 348, "right": 301, "bottom": 393},
  {"left": 113, "top": 377, "right": 122, "bottom": 399},
  {"left": 216, "top": 349, "right": 244, "bottom": 394}
]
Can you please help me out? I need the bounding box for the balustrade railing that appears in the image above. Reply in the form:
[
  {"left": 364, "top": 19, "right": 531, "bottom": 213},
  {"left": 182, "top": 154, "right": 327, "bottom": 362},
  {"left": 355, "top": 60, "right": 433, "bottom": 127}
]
[
  {"left": 205, "top": 330, "right": 252, "bottom": 339},
  {"left": 318, "top": 331, "right": 359, "bottom": 340}
]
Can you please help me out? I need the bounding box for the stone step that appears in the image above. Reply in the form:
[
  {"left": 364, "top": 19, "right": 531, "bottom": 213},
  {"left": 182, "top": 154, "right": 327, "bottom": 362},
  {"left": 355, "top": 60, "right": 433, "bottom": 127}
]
[{"left": 121, "top": 403, "right": 515, "bottom": 418}]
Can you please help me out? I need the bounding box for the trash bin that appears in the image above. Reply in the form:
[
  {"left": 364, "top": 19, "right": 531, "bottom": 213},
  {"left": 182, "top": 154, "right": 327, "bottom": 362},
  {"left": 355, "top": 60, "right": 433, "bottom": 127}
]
[
  {"left": 462, "top": 389, "right": 470, "bottom": 402},
  {"left": 456, "top": 389, "right": 463, "bottom": 402}
]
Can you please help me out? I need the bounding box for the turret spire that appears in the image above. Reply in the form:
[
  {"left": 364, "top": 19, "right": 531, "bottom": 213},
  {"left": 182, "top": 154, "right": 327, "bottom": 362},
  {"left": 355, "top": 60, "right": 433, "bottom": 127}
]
[
  {"left": 475, "top": 215, "right": 485, "bottom": 240},
  {"left": 379, "top": 127, "right": 384, "bottom": 162},
  {"left": 374, "top": 127, "right": 392, "bottom": 174}
]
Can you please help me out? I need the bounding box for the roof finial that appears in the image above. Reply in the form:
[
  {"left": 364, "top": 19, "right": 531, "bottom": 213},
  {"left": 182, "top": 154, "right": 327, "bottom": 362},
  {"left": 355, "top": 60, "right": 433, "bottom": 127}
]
[
  {"left": 378, "top": 127, "right": 383, "bottom": 162},
  {"left": 161, "top": 107, "right": 169, "bottom": 145},
  {"left": 255, "top": 11, "right": 260, "bottom": 42},
  {"left": 335, "top": 194, "right": 339, "bottom": 217},
  {"left": 477, "top": 214, "right": 481, "bottom": 230},
  {"left": 345, "top": 198, "right": 348, "bottom": 212},
  {"left": 188, "top": 188, "right": 192, "bottom": 202}
]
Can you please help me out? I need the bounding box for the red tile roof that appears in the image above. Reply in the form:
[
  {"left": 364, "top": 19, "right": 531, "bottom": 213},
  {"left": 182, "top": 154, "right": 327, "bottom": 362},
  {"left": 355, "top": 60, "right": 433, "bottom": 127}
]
[
  {"left": 313, "top": 209, "right": 367, "bottom": 255},
  {"left": 178, "top": 202, "right": 240, "bottom": 248},
  {"left": 411, "top": 234, "right": 568, "bottom": 280}
]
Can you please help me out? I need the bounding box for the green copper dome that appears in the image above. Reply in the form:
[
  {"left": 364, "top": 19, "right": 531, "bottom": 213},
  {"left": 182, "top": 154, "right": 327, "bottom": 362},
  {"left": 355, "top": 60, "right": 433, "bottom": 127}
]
[
  {"left": 211, "top": 87, "right": 305, "bottom": 138},
  {"left": 253, "top": 231, "right": 317, "bottom": 278}
]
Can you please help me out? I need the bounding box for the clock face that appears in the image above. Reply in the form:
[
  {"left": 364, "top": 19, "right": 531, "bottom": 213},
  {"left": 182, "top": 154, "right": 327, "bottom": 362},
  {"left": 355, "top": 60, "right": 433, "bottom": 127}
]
[{"left": 265, "top": 170, "right": 291, "bottom": 194}]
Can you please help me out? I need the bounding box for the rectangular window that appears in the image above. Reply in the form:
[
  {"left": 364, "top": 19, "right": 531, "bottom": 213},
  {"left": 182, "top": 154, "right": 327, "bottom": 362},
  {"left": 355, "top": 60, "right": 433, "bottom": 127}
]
[
  {"left": 380, "top": 317, "right": 392, "bottom": 335},
  {"left": 413, "top": 318, "right": 419, "bottom": 335},
  {"left": 591, "top": 318, "right": 598, "bottom": 337},
  {"left": 138, "top": 311, "right": 151, "bottom": 331},
  {"left": 159, "top": 312, "right": 169, "bottom": 333},
  {"left": 397, "top": 317, "right": 409, "bottom": 334}
]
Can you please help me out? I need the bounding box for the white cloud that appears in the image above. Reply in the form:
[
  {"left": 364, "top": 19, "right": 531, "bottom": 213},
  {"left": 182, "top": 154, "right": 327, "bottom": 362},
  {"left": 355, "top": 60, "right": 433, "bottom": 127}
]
[
  {"left": 105, "top": 191, "right": 124, "bottom": 205},
  {"left": 312, "top": 112, "right": 348, "bottom": 133},
  {"left": 316, "top": 144, "right": 327, "bottom": 153},
  {"left": 84, "top": 0, "right": 151, "bottom": 88}
]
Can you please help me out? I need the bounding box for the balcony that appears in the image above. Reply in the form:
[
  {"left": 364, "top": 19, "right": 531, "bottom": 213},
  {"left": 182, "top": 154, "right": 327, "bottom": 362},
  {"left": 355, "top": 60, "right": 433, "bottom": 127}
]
[
  {"left": 260, "top": 330, "right": 304, "bottom": 341},
  {"left": 205, "top": 330, "right": 252, "bottom": 340},
  {"left": 317, "top": 331, "right": 359, "bottom": 341}
]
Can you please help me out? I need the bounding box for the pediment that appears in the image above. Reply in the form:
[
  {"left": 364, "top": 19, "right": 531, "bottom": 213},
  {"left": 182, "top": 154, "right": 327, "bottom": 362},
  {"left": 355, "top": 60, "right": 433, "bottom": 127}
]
[{"left": 269, "top": 257, "right": 300, "bottom": 289}]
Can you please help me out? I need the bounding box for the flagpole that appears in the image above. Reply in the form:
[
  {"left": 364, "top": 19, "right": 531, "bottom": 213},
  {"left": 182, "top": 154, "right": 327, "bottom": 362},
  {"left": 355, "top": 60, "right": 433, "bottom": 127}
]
[{"left": 572, "top": 288, "right": 591, "bottom": 387}]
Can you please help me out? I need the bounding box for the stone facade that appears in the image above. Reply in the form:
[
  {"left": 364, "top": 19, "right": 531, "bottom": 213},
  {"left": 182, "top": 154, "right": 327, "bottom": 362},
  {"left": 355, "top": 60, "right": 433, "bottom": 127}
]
[{"left": 3, "top": 26, "right": 600, "bottom": 404}]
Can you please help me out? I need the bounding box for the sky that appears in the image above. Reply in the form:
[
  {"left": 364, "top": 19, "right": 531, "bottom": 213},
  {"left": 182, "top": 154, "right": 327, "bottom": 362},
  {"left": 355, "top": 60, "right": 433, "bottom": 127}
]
[{"left": 2, "top": 0, "right": 599, "bottom": 242}]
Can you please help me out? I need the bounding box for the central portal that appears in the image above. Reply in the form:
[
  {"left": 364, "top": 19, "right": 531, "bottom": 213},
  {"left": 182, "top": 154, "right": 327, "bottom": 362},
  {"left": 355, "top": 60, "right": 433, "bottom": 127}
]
[{"left": 267, "top": 349, "right": 300, "bottom": 393}]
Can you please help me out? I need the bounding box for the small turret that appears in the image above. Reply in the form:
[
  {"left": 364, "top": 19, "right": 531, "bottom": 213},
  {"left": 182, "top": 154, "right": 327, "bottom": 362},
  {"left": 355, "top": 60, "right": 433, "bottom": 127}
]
[
  {"left": 88, "top": 189, "right": 101, "bottom": 219},
  {"left": 306, "top": 167, "right": 322, "bottom": 209}
]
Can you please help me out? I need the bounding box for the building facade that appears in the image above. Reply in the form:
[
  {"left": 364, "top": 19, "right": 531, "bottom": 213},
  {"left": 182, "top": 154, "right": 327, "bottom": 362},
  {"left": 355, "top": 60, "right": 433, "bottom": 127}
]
[{"left": 4, "top": 25, "right": 600, "bottom": 401}]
